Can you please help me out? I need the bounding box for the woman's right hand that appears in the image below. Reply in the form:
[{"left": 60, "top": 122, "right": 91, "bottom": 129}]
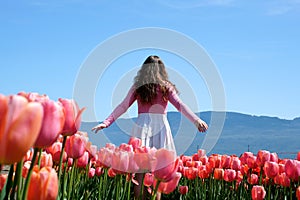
[{"left": 91, "top": 123, "right": 107, "bottom": 133}]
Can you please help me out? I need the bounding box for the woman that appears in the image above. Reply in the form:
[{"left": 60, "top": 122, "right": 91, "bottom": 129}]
[{"left": 92, "top": 55, "right": 208, "bottom": 199}]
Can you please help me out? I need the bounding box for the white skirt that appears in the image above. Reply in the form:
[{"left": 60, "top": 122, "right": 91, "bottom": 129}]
[{"left": 131, "top": 113, "right": 176, "bottom": 153}]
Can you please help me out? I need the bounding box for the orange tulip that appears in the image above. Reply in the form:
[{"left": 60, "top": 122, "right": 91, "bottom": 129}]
[
  {"left": 27, "top": 166, "right": 58, "bottom": 200},
  {"left": 251, "top": 185, "right": 266, "bottom": 200},
  {"left": 58, "top": 98, "right": 85, "bottom": 136},
  {"left": 213, "top": 168, "right": 224, "bottom": 180},
  {"left": 296, "top": 186, "right": 300, "bottom": 200},
  {"left": 184, "top": 167, "right": 198, "bottom": 180},
  {"left": 0, "top": 94, "right": 43, "bottom": 164},
  {"left": 34, "top": 99, "right": 65, "bottom": 148}
]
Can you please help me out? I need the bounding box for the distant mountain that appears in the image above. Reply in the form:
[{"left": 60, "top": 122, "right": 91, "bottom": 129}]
[{"left": 81, "top": 111, "right": 300, "bottom": 159}]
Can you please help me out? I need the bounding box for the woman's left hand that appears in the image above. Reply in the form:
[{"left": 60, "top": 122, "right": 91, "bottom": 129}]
[{"left": 195, "top": 119, "right": 208, "bottom": 133}]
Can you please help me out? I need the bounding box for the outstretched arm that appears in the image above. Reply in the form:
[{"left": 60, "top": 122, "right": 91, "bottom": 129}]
[
  {"left": 168, "top": 86, "right": 208, "bottom": 132},
  {"left": 92, "top": 85, "right": 136, "bottom": 133}
]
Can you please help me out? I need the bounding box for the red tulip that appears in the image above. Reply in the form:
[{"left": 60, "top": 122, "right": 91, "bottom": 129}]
[
  {"left": 247, "top": 173, "right": 259, "bottom": 185},
  {"left": 224, "top": 169, "right": 236, "bottom": 182},
  {"left": 256, "top": 150, "right": 270, "bottom": 167},
  {"left": 0, "top": 94, "right": 43, "bottom": 164},
  {"left": 240, "top": 152, "right": 254, "bottom": 165},
  {"left": 198, "top": 165, "right": 210, "bottom": 179},
  {"left": 274, "top": 172, "right": 290, "bottom": 187},
  {"left": 95, "top": 167, "right": 103, "bottom": 176},
  {"left": 251, "top": 185, "right": 266, "bottom": 200},
  {"left": 285, "top": 159, "right": 300, "bottom": 181},
  {"left": 297, "top": 152, "right": 300, "bottom": 161},
  {"left": 65, "top": 133, "right": 87, "bottom": 159},
  {"left": 213, "top": 168, "right": 224, "bottom": 180},
  {"left": 107, "top": 167, "right": 116, "bottom": 178},
  {"left": 184, "top": 167, "right": 198, "bottom": 180},
  {"left": 181, "top": 155, "right": 192, "bottom": 166},
  {"left": 264, "top": 161, "right": 279, "bottom": 178},
  {"left": 154, "top": 172, "right": 182, "bottom": 194},
  {"left": 296, "top": 186, "right": 300, "bottom": 200},
  {"left": 0, "top": 174, "right": 7, "bottom": 192},
  {"left": 27, "top": 166, "right": 58, "bottom": 200},
  {"left": 58, "top": 98, "right": 85, "bottom": 136},
  {"left": 221, "top": 155, "right": 231, "bottom": 169},
  {"left": 179, "top": 185, "right": 188, "bottom": 195},
  {"left": 153, "top": 149, "right": 179, "bottom": 182},
  {"left": 34, "top": 99, "right": 65, "bottom": 148},
  {"left": 128, "top": 137, "right": 142, "bottom": 151},
  {"left": 208, "top": 154, "right": 221, "bottom": 168},
  {"left": 144, "top": 172, "right": 154, "bottom": 187}
]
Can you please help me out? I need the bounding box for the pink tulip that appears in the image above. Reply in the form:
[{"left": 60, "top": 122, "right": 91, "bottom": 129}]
[
  {"left": 58, "top": 98, "right": 85, "bottom": 136},
  {"left": 111, "top": 149, "right": 130, "bottom": 173},
  {"left": 264, "top": 161, "right": 279, "bottom": 178},
  {"left": 154, "top": 172, "right": 182, "bottom": 194},
  {"left": 65, "top": 133, "right": 87, "bottom": 159},
  {"left": 251, "top": 185, "right": 266, "bottom": 200},
  {"left": 0, "top": 94, "right": 43, "bottom": 164},
  {"left": 46, "top": 141, "right": 67, "bottom": 164},
  {"left": 197, "top": 149, "right": 206, "bottom": 158},
  {"left": 269, "top": 152, "right": 278, "bottom": 163},
  {"left": 33, "top": 99, "right": 65, "bottom": 148},
  {"left": 18, "top": 92, "right": 49, "bottom": 102},
  {"left": 86, "top": 142, "right": 97, "bottom": 159},
  {"left": 230, "top": 156, "right": 241, "bottom": 171},
  {"left": 97, "top": 146, "right": 114, "bottom": 168},
  {"left": 181, "top": 155, "right": 192, "bottom": 166},
  {"left": 285, "top": 159, "right": 300, "bottom": 181},
  {"left": 107, "top": 168, "right": 116, "bottom": 178},
  {"left": 179, "top": 185, "right": 188, "bottom": 195},
  {"left": 39, "top": 151, "right": 53, "bottom": 168},
  {"left": 247, "top": 173, "right": 259, "bottom": 185},
  {"left": 134, "top": 147, "right": 157, "bottom": 173},
  {"left": 144, "top": 172, "right": 154, "bottom": 187},
  {"left": 128, "top": 137, "right": 142, "bottom": 150},
  {"left": 224, "top": 169, "right": 236, "bottom": 182},
  {"left": 88, "top": 167, "right": 96, "bottom": 178},
  {"left": 27, "top": 166, "right": 58, "bottom": 200},
  {"left": 153, "top": 149, "right": 179, "bottom": 182},
  {"left": 76, "top": 151, "right": 89, "bottom": 168},
  {"left": 240, "top": 152, "right": 254, "bottom": 165}
]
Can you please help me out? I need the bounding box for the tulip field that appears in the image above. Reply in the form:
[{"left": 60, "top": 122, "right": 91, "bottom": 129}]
[{"left": 1, "top": 93, "right": 300, "bottom": 200}]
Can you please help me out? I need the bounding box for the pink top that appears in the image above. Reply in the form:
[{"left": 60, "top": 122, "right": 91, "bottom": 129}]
[{"left": 103, "top": 84, "right": 200, "bottom": 127}]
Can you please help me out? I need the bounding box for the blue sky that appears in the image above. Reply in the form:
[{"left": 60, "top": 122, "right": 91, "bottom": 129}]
[{"left": 1, "top": 0, "right": 300, "bottom": 121}]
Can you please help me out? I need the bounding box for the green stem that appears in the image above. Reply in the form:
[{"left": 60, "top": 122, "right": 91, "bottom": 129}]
[
  {"left": 57, "top": 135, "right": 67, "bottom": 200},
  {"left": 4, "top": 164, "right": 15, "bottom": 200},
  {"left": 10, "top": 161, "right": 23, "bottom": 200},
  {"left": 37, "top": 148, "right": 43, "bottom": 168},
  {"left": 22, "top": 148, "right": 39, "bottom": 200},
  {"left": 127, "top": 176, "right": 132, "bottom": 200},
  {"left": 151, "top": 180, "right": 161, "bottom": 200},
  {"left": 67, "top": 159, "right": 76, "bottom": 200},
  {"left": 139, "top": 174, "right": 145, "bottom": 200}
]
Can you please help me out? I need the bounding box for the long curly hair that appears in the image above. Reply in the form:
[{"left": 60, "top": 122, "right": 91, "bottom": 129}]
[{"left": 134, "top": 55, "right": 178, "bottom": 103}]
